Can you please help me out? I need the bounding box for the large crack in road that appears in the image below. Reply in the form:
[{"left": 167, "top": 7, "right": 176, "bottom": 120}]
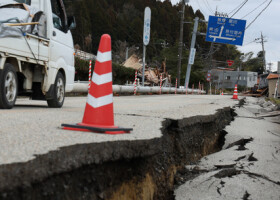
[
  {"left": 175, "top": 97, "right": 280, "bottom": 200},
  {"left": 0, "top": 105, "right": 235, "bottom": 200}
]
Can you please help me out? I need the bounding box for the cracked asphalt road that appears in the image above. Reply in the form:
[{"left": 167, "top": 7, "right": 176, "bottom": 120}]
[
  {"left": 175, "top": 97, "right": 280, "bottom": 200},
  {"left": 0, "top": 95, "right": 237, "bottom": 165}
]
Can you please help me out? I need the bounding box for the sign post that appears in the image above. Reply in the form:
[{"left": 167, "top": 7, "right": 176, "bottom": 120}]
[
  {"left": 185, "top": 17, "right": 199, "bottom": 88},
  {"left": 188, "top": 48, "right": 196, "bottom": 65},
  {"left": 206, "top": 16, "right": 246, "bottom": 46},
  {"left": 142, "top": 7, "right": 151, "bottom": 86}
]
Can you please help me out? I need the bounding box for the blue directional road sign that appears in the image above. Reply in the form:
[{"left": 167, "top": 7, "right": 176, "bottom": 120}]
[{"left": 206, "top": 16, "right": 246, "bottom": 46}]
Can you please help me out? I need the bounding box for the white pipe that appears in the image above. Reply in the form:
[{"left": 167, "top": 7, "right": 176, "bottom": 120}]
[{"left": 72, "top": 82, "right": 205, "bottom": 94}]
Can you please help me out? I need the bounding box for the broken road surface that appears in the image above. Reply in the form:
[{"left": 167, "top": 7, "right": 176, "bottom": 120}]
[{"left": 175, "top": 97, "right": 280, "bottom": 200}]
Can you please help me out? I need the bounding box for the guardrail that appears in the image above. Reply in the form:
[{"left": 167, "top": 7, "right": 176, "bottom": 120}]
[{"left": 72, "top": 81, "right": 204, "bottom": 94}]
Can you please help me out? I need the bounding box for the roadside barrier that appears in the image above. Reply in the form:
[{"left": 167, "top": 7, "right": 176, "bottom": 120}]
[
  {"left": 232, "top": 84, "right": 239, "bottom": 100},
  {"left": 73, "top": 83, "right": 205, "bottom": 95},
  {"left": 62, "top": 34, "right": 132, "bottom": 134}
]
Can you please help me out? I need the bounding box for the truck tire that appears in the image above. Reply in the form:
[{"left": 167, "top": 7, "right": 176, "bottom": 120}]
[
  {"left": 47, "top": 71, "right": 65, "bottom": 108},
  {"left": 0, "top": 63, "right": 18, "bottom": 109}
]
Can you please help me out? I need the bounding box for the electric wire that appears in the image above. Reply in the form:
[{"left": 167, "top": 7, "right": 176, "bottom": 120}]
[
  {"left": 196, "top": 0, "right": 209, "bottom": 16},
  {"left": 202, "top": 0, "right": 214, "bottom": 15},
  {"left": 228, "top": 0, "right": 248, "bottom": 15},
  {"left": 241, "top": 0, "right": 269, "bottom": 19},
  {"left": 243, "top": 38, "right": 259, "bottom": 46},
  {"left": 245, "top": 0, "right": 272, "bottom": 30},
  {"left": 205, "top": 0, "right": 215, "bottom": 13},
  {"left": 230, "top": 0, "right": 249, "bottom": 18}
]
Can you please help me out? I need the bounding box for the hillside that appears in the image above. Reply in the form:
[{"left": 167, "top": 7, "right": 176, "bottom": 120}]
[{"left": 65, "top": 0, "right": 264, "bottom": 85}]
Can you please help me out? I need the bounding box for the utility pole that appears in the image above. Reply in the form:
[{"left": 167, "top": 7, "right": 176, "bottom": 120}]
[
  {"left": 184, "top": 17, "right": 199, "bottom": 88},
  {"left": 261, "top": 32, "right": 266, "bottom": 73},
  {"left": 256, "top": 32, "right": 267, "bottom": 73},
  {"left": 177, "top": 0, "right": 188, "bottom": 88},
  {"left": 267, "top": 62, "right": 273, "bottom": 72}
]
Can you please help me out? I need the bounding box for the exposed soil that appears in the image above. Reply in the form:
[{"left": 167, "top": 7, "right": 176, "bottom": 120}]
[{"left": 0, "top": 107, "right": 235, "bottom": 200}]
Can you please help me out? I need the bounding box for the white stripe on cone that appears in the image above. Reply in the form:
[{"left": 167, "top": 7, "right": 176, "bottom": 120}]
[
  {"left": 92, "top": 72, "right": 112, "bottom": 85},
  {"left": 87, "top": 93, "right": 113, "bottom": 108},
  {"left": 96, "top": 51, "right": 112, "bottom": 63}
]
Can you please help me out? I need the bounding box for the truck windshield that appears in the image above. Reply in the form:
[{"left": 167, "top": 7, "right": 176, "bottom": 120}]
[{"left": 14, "top": 0, "right": 31, "bottom": 5}]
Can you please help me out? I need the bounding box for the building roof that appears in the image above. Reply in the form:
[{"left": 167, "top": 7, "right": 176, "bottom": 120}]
[
  {"left": 266, "top": 74, "right": 279, "bottom": 80},
  {"left": 122, "top": 54, "right": 142, "bottom": 70}
]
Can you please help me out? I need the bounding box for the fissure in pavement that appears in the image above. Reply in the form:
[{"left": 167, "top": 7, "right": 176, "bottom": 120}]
[{"left": 0, "top": 107, "right": 235, "bottom": 200}]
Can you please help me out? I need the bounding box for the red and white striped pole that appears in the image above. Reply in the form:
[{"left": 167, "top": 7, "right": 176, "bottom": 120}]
[
  {"left": 159, "top": 73, "right": 163, "bottom": 95},
  {"left": 133, "top": 70, "right": 137, "bottom": 95},
  {"left": 175, "top": 78, "right": 178, "bottom": 95},
  {"left": 88, "top": 60, "right": 92, "bottom": 89}
]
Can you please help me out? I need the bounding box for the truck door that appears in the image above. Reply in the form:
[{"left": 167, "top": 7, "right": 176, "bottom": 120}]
[{"left": 49, "top": 0, "right": 75, "bottom": 91}]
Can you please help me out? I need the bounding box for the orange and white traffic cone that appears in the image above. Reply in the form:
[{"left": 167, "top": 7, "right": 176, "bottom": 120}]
[
  {"left": 232, "top": 84, "right": 239, "bottom": 100},
  {"left": 62, "top": 34, "right": 132, "bottom": 134}
]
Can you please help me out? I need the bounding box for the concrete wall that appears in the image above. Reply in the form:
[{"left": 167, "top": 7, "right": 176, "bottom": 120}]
[{"left": 268, "top": 79, "right": 280, "bottom": 98}]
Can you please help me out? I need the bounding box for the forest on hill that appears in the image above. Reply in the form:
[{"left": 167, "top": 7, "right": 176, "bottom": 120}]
[{"left": 65, "top": 0, "right": 264, "bottom": 86}]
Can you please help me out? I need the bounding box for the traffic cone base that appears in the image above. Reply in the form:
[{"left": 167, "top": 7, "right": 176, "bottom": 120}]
[{"left": 61, "top": 34, "right": 132, "bottom": 134}]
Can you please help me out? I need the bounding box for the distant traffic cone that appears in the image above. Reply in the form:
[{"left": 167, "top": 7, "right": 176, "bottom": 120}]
[
  {"left": 232, "top": 84, "right": 239, "bottom": 100},
  {"left": 62, "top": 34, "right": 132, "bottom": 134}
]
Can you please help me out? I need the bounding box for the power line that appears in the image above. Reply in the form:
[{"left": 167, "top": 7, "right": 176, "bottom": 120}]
[
  {"left": 228, "top": 0, "right": 248, "bottom": 15},
  {"left": 241, "top": 0, "right": 269, "bottom": 19},
  {"left": 202, "top": 0, "right": 214, "bottom": 15},
  {"left": 230, "top": 0, "right": 249, "bottom": 18},
  {"left": 245, "top": 0, "right": 272, "bottom": 30},
  {"left": 243, "top": 38, "right": 259, "bottom": 46},
  {"left": 196, "top": 0, "right": 209, "bottom": 16},
  {"left": 205, "top": 0, "right": 215, "bottom": 13}
]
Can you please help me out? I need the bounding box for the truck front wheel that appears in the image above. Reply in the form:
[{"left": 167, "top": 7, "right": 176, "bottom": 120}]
[
  {"left": 47, "top": 71, "right": 65, "bottom": 108},
  {"left": 0, "top": 64, "right": 18, "bottom": 109}
]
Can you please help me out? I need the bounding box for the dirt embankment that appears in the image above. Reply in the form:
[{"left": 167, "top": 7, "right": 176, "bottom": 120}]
[{"left": 0, "top": 107, "right": 235, "bottom": 200}]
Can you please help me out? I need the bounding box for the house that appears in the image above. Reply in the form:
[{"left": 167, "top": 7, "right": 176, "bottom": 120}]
[
  {"left": 267, "top": 74, "right": 280, "bottom": 98},
  {"left": 258, "top": 73, "right": 269, "bottom": 89},
  {"left": 211, "top": 69, "right": 258, "bottom": 89}
]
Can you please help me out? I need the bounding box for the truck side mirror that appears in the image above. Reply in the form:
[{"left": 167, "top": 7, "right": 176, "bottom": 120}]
[{"left": 67, "top": 16, "right": 76, "bottom": 30}]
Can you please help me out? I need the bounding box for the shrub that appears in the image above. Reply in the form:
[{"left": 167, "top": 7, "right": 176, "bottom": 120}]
[{"left": 74, "top": 57, "right": 135, "bottom": 85}]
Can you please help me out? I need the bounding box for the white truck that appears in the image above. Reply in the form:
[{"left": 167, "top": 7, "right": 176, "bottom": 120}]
[{"left": 0, "top": 0, "right": 76, "bottom": 109}]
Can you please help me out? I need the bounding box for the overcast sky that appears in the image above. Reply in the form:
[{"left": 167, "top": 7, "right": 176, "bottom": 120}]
[{"left": 168, "top": 0, "right": 279, "bottom": 71}]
